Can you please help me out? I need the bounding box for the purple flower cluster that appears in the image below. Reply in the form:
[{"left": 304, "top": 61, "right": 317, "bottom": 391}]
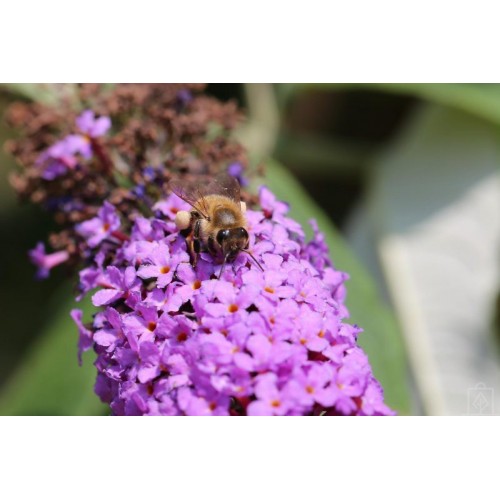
[
  {"left": 72, "top": 187, "right": 394, "bottom": 416},
  {"left": 36, "top": 110, "right": 111, "bottom": 180},
  {"left": 14, "top": 96, "right": 392, "bottom": 416}
]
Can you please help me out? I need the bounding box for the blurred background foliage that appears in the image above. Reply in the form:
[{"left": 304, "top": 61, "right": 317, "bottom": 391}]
[{"left": 1, "top": 83, "right": 499, "bottom": 416}]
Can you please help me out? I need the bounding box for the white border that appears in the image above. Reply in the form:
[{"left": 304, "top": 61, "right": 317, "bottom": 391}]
[
  {"left": 0, "top": 417, "right": 497, "bottom": 498},
  {"left": 1, "top": 1, "right": 500, "bottom": 82}
]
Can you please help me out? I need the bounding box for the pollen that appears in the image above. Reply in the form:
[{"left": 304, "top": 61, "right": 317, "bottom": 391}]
[
  {"left": 147, "top": 321, "right": 157, "bottom": 332},
  {"left": 228, "top": 304, "right": 238, "bottom": 313},
  {"left": 271, "top": 400, "right": 281, "bottom": 408},
  {"left": 192, "top": 280, "right": 202, "bottom": 290},
  {"left": 306, "top": 385, "right": 314, "bottom": 394},
  {"left": 300, "top": 338, "right": 307, "bottom": 345},
  {"left": 209, "top": 402, "right": 217, "bottom": 411},
  {"left": 318, "top": 330, "right": 325, "bottom": 338},
  {"left": 264, "top": 286, "right": 275, "bottom": 294},
  {"left": 103, "top": 222, "right": 110, "bottom": 231},
  {"left": 160, "top": 266, "right": 171, "bottom": 274}
]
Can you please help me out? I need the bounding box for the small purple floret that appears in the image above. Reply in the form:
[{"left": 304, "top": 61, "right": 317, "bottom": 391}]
[
  {"left": 36, "top": 109, "right": 112, "bottom": 179},
  {"left": 29, "top": 242, "right": 69, "bottom": 279},
  {"left": 227, "top": 162, "right": 249, "bottom": 187},
  {"left": 76, "top": 110, "right": 112, "bottom": 138},
  {"left": 75, "top": 201, "right": 121, "bottom": 248}
]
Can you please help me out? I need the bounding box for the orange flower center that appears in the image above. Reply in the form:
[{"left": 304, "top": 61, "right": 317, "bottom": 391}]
[{"left": 177, "top": 332, "right": 188, "bottom": 342}]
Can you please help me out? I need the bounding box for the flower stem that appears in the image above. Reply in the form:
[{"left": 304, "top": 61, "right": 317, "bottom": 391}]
[{"left": 90, "top": 137, "right": 114, "bottom": 176}]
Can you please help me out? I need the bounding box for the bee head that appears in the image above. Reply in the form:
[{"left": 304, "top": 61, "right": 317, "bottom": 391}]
[{"left": 217, "top": 227, "right": 249, "bottom": 258}]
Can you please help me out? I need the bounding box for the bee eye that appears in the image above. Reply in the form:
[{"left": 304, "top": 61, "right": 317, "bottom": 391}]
[
  {"left": 216, "top": 229, "right": 230, "bottom": 245},
  {"left": 238, "top": 228, "right": 249, "bottom": 240}
]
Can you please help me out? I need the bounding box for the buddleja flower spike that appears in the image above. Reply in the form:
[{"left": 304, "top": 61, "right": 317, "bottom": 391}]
[{"left": 7, "top": 84, "right": 394, "bottom": 416}]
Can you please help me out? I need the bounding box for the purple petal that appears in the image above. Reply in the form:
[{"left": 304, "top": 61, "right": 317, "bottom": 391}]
[
  {"left": 70, "top": 309, "right": 93, "bottom": 366},
  {"left": 137, "top": 265, "right": 160, "bottom": 279},
  {"left": 90, "top": 116, "right": 112, "bottom": 137},
  {"left": 94, "top": 329, "right": 119, "bottom": 348},
  {"left": 247, "top": 401, "right": 273, "bottom": 416},
  {"left": 92, "top": 289, "right": 124, "bottom": 307},
  {"left": 138, "top": 365, "right": 161, "bottom": 384}
]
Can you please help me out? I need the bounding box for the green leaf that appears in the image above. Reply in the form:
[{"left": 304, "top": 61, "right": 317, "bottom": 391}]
[
  {"left": 0, "top": 83, "right": 59, "bottom": 105},
  {"left": 278, "top": 83, "right": 500, "bottom": 127},
  {"left": 261, "top": 159, "right": 412, "bottom": 414},
  {"left": 0, "top": 83, "right": 81, "bottom": 107},
  {"left": 274, "top": 130, "right": 373, "bottom": 178},
  {"left": 0, "top": 285, "right": 107, "bottom": 416}
]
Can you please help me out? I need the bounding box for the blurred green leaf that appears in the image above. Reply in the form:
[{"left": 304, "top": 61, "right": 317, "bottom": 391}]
[
  {"left": 261, "top": 159, "right": 412, "bottom": 414},
  {"left": 0, "top": 83, "right": 60, "bottom": 105},
  {"left": 0, "top": 83, "right": 81, "bottom": 107},
  {"left": 274, "top": 130, "right": 374, "bottom": 178},
  {"left": 278, "top": 83, "right": 500, "bottom": 126},
  {"left": 0, "top": 285, "right": 107, "bottom": 416}
]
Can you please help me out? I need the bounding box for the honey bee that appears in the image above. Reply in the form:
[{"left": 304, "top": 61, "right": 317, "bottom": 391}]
[{"left": 169, "top": 173, "right": 263, "bottom": 278}]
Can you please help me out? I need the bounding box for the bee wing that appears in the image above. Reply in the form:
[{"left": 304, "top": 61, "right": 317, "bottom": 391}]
[
  {"left": 206, "top": 172, "right": 241, "bottom": 206},
  {"left": 168, "top": 180, "right": 211, "bottom": 220}
]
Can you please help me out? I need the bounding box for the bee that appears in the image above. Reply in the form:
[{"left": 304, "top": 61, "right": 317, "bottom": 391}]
[{"left": 169, "top": 173, "right": 263, "bottom": 278}]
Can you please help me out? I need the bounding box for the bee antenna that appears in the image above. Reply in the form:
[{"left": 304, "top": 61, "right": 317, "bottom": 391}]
[
  {"left": 218, "top": 253, "right": 230, "bottom": 279},
  {"left": 242, "top": 249, "right": 264, "bottom": 272}
]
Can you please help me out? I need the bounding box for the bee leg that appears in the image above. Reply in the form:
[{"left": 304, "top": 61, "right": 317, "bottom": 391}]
[
  {"left": 192, "top": 239, "right": 200, "bottom": 268},
  {"left": 185, "top": 234, "right": 196, "bottom": 267},
  {"left": 188, "top": 218, "right": 202, "bottom": 268},
  {"left": 207, "top": 236, "right": 217, "bottom": 255}
]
